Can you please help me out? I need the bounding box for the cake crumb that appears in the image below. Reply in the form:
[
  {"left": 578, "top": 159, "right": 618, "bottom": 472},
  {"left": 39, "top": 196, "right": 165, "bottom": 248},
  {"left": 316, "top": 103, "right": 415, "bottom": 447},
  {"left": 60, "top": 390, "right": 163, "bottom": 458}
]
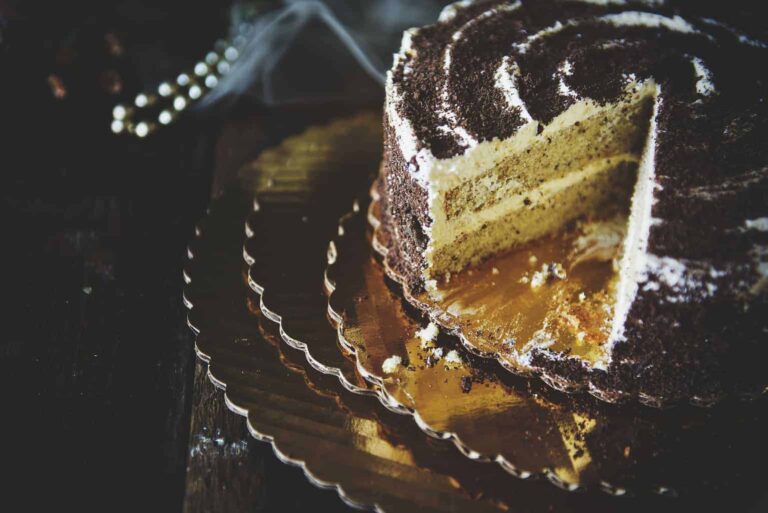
[
  {"left": 578, "top": 292, "right": 587, "bottom": 302},
  {"left": 528, "top": 255, "right": 538, "bottom": 265},
  {"left": 416, "top": 322, "right": 439, "bottom": 349},
  {"left": 491, "top": 267, "right": 500, "bottom": 275},
  {"left": 444, "top": 350, "right": 462, "bottom": 368},
  {"left": 519, "top": 275, "right": 530, "bottom": 284},
  {"left": 460, "top": 376, "right": 473, "bottom": 393},
  {"left": 551, "top": 263, "right": 567, "bottom": 280},
  {"left": 530, "top": 270, "right": 547, "bottom": 288},
  {"left": 444, "top": 271, "right": 451, "bottom": 284},
  {"left": 426, "top": 347, "right": 444, "bottom": 367},
  {"left": 531, "top": 262, "right": 567, "bottom": 289},
  {"left": 382, "top": 355, "right": 402, "bottom": 374}
]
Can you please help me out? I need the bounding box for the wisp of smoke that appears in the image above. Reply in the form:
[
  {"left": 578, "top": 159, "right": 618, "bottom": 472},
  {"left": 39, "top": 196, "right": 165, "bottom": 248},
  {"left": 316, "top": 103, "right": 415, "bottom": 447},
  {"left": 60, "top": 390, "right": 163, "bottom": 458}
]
[{"left": 200, "top": 0, "right": 444, "bottom": 108}]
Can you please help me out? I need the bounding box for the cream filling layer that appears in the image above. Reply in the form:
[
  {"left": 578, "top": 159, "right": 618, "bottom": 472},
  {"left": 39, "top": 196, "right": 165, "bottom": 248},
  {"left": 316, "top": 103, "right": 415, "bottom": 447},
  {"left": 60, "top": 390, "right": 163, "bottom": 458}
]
[
  {"left": 605, "top": 84, "right": 661, "bottom": 365},
  {"left": 429, "top": 153, "right": 639, "bottom": 253}
]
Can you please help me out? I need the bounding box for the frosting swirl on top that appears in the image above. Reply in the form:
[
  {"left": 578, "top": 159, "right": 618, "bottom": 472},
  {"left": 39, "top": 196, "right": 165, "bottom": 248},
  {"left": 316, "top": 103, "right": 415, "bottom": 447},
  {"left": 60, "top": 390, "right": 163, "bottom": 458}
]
[{"left": 387, "top": 0, "right": 766, "bottom": 159}]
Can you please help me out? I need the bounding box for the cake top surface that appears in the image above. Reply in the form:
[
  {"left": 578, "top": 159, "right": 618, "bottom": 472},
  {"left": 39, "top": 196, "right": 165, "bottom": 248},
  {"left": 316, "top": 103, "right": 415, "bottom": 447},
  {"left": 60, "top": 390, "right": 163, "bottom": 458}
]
[{"left": 387, "top": 0, "right": 767, "bottom": 160}]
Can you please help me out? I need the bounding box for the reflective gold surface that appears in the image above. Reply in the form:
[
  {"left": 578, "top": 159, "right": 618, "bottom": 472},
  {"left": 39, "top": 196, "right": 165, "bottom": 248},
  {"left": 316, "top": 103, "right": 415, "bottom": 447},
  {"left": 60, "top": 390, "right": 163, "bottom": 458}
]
[
  {"left": 185, "top": 191, "right": 508, "bottom": 513},
  {"left": 238, "top": 112, "right": 768, "bottom": 507},
  {"left": 412, "top": 211, "right": 622, "bottom": 367},
  {"left": 326, "top": 195, "right": 768, "bottom": 496},
  {"left": 243, "top": 112, "right": 382, "bottom": 398},
  {"left": 367, "top": 194, "right": 622, "bottom": 376}
]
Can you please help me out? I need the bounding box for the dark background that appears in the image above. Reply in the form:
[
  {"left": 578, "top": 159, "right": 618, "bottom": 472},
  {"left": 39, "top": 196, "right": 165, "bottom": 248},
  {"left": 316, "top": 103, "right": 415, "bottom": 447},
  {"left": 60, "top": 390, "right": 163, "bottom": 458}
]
[
  {"left": 0, "top": 1, "right": 363, "bottom": 511},
  {"left": 1, "top": 1, "right": 766, "bottom": 512}
]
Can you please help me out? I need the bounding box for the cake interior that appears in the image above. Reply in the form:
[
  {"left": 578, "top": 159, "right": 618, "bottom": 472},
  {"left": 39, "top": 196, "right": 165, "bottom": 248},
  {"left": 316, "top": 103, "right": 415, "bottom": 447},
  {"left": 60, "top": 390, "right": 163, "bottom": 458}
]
[{"left": 421, "top": 81, "right": 660, "bottom": 367}]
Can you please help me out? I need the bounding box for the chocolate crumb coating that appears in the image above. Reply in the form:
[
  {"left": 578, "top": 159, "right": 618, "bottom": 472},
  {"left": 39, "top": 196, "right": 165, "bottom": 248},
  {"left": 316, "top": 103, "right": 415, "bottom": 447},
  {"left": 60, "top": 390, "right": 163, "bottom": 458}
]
[{"left": 379, "top": 0, "right": 767, "bottom": 405}]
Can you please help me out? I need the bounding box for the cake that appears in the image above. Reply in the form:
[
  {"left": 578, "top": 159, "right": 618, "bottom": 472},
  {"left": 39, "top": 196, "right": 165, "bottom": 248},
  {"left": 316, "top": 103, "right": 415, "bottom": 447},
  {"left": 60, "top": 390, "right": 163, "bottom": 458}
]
[{"left": 378, "top": 0, "right": 767, "bottom": 404}]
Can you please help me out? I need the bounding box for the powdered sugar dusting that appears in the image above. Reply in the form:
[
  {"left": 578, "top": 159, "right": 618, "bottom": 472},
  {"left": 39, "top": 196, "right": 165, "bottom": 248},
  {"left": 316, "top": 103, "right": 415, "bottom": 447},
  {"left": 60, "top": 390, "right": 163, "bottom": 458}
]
[{"left": 641, "top": 255, "right": 724, "bottom": 302}]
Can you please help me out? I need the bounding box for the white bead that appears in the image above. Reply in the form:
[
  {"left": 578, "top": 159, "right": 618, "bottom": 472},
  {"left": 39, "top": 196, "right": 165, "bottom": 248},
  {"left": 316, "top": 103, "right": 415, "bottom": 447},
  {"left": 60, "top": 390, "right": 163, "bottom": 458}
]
[
  {"left": 159, "top": 110, "right": 173, "bottom": 125},
  {"left": 205, "top": 52, "right": 219, "bottom": 65},
  {"left": 217, "top": 61, "right": 230, "bottom": 75},
  {"left": 112, "top": 105, "right": 127, "bottom": 120},
  {"left": 135, "top": 122, "right": 149, "bottom": 138},
  {"left": 194, "top": 62, "right": 209, "bottom": 77}
]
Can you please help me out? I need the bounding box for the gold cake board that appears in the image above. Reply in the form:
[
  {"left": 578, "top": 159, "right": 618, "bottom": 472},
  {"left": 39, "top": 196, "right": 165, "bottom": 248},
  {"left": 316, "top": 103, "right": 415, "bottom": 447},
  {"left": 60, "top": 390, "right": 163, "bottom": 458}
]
[{"left": 187, "top": 112, "right": 768, "bottom": 511}]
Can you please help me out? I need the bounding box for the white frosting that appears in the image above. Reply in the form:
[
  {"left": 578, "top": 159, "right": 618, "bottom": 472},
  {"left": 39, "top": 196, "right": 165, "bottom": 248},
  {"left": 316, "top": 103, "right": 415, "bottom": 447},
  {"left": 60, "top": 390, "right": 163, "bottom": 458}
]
[
  {"left": 439, "top": 2, "right": 522, "bottom": 149},
  {"left": 443, "top": 349, "right": 463, "bottom": 367},
  {"left": 386, "top": 29, "right": 420, "bottom": 162},
  {"left": 745, "top": 218, "right": 768, "bottom": 232},
  {"left": 700, "top": 17, "right": 768, "bottom": 49},
  {"left": 690, "top": 56, "right": 716, "bottom": 96},
  {"left": 381, "top": 355, "right": 402, "bottom": 374},
  {"left": 607, "top": 84, "right": 660, "bottom": 352},
  {"left": 556, "top": 60, "right": 579, "bottom": 98},
  {"left": 514, "top": 21, "right": 564, "bottom": 54},
  {"left": 599, "top": 12, "right": 697, "bottom": 33},
  {"left": 494, "top": 56, "right": 534, "bottom": 122},
  {"left": 429, "top": 346, "right": 445, "bottom": 361},
  {"left": 385, "top": 28, "right": 440, "bottom": 186},
  {"left": 416, "top": 322, "right": 439, "bottom": 345},
  {"left": 515, "top": 11, "right": 697, "bottom": 57},
  {"left": 641, "top": 255, "right": 723, "bottom": 302},
  {"left": 438, "top": 0, "right": 474, "bottom": 22}
]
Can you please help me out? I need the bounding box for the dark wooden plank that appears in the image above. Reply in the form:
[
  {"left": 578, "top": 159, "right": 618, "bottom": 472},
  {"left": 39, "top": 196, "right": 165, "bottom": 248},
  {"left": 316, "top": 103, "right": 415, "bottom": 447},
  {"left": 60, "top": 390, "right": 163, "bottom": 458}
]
[
  {"left": 183, "top": 360, "right": 357, "bottom": 513},
  {"left": 183, "top": 361, "right": 267, "bottom": 513}
]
